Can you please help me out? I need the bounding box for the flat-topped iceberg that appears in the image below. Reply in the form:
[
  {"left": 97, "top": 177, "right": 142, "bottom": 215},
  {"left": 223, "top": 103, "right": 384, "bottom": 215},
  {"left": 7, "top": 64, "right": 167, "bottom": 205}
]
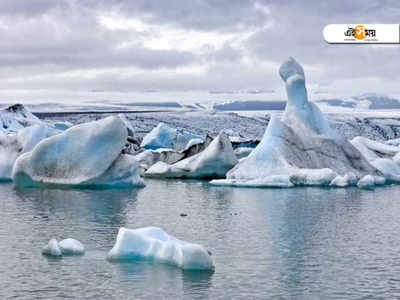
[
  {"left": 145, "top": 132, "right": 238, "bottom": 179},
  {"left": 211, "top": 57, "right": 379, "bottom": 188},
  {"left": 107, "top": 227, "right": 214, "bottom": 271},
  {"left": 12, "top": 116, "right": 144, "bottom": 188},
  {"left": 141, "top": 122, "right": 203, "bottom": 151}
]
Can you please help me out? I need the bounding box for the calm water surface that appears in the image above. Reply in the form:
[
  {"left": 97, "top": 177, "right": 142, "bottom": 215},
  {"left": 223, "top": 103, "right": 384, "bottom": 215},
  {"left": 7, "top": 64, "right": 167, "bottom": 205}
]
[{"left": 1, "top": 179, "right": 400, "bottom": 299}]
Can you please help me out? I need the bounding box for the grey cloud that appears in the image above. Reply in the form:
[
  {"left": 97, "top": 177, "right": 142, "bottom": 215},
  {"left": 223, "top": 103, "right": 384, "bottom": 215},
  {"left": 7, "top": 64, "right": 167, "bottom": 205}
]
[{"left": 0, "top": 0, "right": 399, "bottom": 98}]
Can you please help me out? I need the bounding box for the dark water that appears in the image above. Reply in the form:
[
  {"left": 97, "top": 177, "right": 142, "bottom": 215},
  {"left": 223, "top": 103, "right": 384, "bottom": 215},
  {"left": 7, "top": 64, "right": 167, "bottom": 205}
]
[{"left": 1, "top": 180, "right": 400, "bottom": 299}]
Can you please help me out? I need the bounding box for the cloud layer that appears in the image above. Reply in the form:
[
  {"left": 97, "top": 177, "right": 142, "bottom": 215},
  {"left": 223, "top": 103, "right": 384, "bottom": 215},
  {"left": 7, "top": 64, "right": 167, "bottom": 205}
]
[{"left": 0, "top": 0, "right": 399, "bottom": 102}]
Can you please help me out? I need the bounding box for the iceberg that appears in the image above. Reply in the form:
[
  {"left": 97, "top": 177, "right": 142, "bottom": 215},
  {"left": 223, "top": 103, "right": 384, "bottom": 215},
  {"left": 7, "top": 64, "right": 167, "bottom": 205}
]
[
  {"left": 145, "top": 132, "right": 238, "bottom": 179},
  {"left": 211, "top": 57, "right": 379, "bottom": 188},
  {"left": 12, "top": 116, "right": 144, "bottom": 188},
  {"left": 135, "top": 148, "right": 184, "bottom": 173},
  {"left": 0, "top": 104, "right": 42, "bottom": 133},
  {"left": 42, "top": 238, "right": 85, "bottom": 257},
  {"left": 351, "top": 136, "right": 400, "bottom": 181},
  {"left": 141, "top": 122, "right": 203, "bottom": 151},
  {"left": 42, "top": 239, "right": 62, "bottom": 257},
  {"left": 0, "top": 124, "right": 60, "bottom": 180},
  {"left": 58, "top": 238, "right": 85, "bottom": 255},
  {"left": 356, "top": 174, "right": 385, "bottom": 189},
  {"left": 107, "top": 227, "right": 214, "bottom": 271}
]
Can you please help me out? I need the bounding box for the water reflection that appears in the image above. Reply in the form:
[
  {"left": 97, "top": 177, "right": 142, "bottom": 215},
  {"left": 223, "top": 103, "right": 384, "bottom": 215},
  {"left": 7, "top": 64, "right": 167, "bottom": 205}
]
[{"left": 112, "top": 261, "right": 213, "bottom": 299}]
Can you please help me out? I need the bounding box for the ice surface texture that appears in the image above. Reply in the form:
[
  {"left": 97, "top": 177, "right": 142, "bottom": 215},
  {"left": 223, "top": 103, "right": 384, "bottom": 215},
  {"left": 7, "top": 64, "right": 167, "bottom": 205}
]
[
  {"left": 12, "top": 116, "right": 144, "bottom": 188},
  {"left": 212, "top": 57, "right": 379, "bottom": 188},
  {"left": 107, "top": 227, "right": 214, "bottom": 271},
  {"left": 0, "top": 124, "right": 60, "bottom": 180},
  {"left": 42, "top": 239, "right": 62, "bottom": 257},
  {"left": 351, "top": 136, "right": 400, "bottom": 181},
  {"left": 141, "top": 122, "right": 202, "bottom": 151},
  {"left": 0, "top": 104, "right": 42, "bottom": 134},
  {"left": 58, "top": 238, "right": 85, "bottom": 255},
  {"left": 144, "top": 132, "right": 238, "bottom": 179}
]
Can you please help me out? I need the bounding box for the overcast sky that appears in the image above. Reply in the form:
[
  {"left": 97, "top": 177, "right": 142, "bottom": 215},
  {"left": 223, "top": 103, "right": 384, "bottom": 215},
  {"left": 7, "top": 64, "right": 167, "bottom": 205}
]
[{"left": 0, "top": 0, "right": 399, "bottom": 104}]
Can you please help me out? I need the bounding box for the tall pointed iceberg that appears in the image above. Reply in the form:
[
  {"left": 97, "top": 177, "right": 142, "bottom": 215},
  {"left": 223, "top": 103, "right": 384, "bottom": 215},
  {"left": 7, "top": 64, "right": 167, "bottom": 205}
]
[{"left": 211, "top": 57, "right": 380, "bottom": 187}]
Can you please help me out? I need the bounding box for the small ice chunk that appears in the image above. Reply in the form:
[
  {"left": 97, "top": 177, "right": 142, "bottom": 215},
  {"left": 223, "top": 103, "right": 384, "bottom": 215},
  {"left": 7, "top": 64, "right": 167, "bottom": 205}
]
[
  {"left": 145, "top": 132, "right": 238, "bottom": 179},
  {"left": 58, "top": 238, "right": 85, "bottom": 255},
  {"left": 357, "top": 175, "right": 375, "bottom": 189},
  {"left": 210, "top": 175, "right": 294, "bottom": 188},
  {"left": 107, "top": 227, "right": 214, "bottom": 271},
  {"left": 330, "top": 172, "right": 357, "bottom": 187},
  {"left": 42, "top": 239, "right": 62, "bottom": 257}
]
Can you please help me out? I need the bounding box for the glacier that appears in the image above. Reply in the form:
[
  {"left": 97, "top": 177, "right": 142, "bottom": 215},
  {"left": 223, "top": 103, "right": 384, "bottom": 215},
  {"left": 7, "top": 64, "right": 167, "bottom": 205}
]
[
  {"left": 144, "top": 132, "right": 238, "bottom": 179},
  {"left": 107, "top": 227, "right": 214, "bottom": 271},
  {"left": 12, "top": 116, "right": 144, "bottom": 188},
  {"left": 211, "top": 57, "right": 380, "bottom": 188}
]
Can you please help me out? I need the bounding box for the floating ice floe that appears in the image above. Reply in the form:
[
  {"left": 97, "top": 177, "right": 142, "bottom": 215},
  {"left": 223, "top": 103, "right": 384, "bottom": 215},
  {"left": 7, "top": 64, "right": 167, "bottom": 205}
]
[
  {"left": 42, "top": 238, "right": 84, "bottom": 257},
  {"left": 12, "top": 116, "right": 144, "bottom": 188},
  {"left": 107, "top": 227, "right": 214, "bottom": 271},
  {"left": 42, "top": 238, "right": 62, "bottom": 257},
  {"left": 211, "top": 57, "right": 380, "bottom": 188},
  {"left": 141, "top": 122, "right": 203, "bottom": 151},
  {"left": 144, "top": 132, "right": 238, "bottom": 179},
  {"left": 58, "top": 238, "right": 85, "bottom": 255}
]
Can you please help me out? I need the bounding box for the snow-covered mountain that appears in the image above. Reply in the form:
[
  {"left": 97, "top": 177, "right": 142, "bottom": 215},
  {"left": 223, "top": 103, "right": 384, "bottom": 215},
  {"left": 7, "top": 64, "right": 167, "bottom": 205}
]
[{"left": 316, "top": 93, "right": 400, "bottom": 110}]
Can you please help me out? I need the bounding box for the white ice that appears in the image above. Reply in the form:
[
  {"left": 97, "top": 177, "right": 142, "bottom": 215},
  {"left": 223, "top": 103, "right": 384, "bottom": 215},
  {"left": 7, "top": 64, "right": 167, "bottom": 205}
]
[
  {"left": 387, "top": 138, "right": 400, "bottom": 146},
  {"left": 184, "top": 138, "right": 204, "bottom": 150},
  {"left": 12, "top": 116, "right": 144, "bottom": 188},
  {"left": 42, "top": 238, "right": 62, "bottom": 257},
  {"left": 351, "top": 136, "right": 400, "bottom": 181},
  {"left": 233, "top": 147, "right": 254, "bottom": 160},
  {"left": 0, "top": 124, "right": 60, "bottom": 180},
  {"left": 141, "top": 122, "right": 202, "bottom": 151},
  {"left": 145, "top": 132, "right": 238, "bottom": 179},
  {"left": 58, "top": 238, "right": 85, "bottom": 255},
  {"left": 0, "top": 104, "right": 42, "bottom": 134},
  {"left": 107, "top": 227, "right": 214, "bottom": 271}
]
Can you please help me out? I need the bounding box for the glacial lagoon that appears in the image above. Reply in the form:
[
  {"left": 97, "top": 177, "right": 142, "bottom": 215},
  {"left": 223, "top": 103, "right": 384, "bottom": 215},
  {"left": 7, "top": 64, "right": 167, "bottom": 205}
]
[{"left": 1, "top": 179, "right": 400, "bottom": 299}]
